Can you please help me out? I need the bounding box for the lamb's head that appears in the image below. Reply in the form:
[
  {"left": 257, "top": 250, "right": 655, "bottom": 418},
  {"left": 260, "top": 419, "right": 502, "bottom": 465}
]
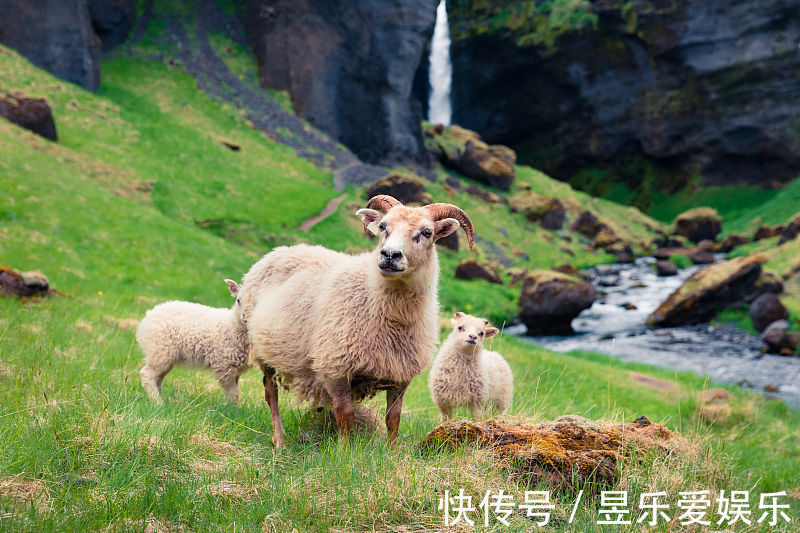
[
  {"left": 450, "top": 312, "right": 498, "bottom": 352},
  {"left": 224, "top": 279, "right": 246, "bottom": 325},
  {"left": 356, "top": 195, "right": 474, "bottom": 280}
]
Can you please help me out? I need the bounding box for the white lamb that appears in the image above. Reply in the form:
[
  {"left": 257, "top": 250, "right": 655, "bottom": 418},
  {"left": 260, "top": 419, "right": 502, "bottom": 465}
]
[
  {"left": 137, "top": 279, "right": 249, "bottom": 404},
  {"left": 429, "top": 312, "right": 513, "bottom": 420}
]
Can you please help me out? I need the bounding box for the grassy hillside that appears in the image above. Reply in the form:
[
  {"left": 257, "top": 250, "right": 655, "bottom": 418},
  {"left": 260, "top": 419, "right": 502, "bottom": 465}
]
[{"left": 1, "top": 23, "right": 799, "bottom": 533}]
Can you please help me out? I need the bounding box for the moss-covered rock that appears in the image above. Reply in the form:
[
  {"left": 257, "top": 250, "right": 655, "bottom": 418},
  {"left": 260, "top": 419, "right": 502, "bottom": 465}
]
[
  {"left": 647, "top": 256, "right": 763, "bottom": 327},
  {"left": 455, "top": 258, "right": 503, "bottom": 285},
  {"left": 364, "top": 173, "right": 431, "bottom": 205},
  {"left": 673, "top": 207, "right": 722, "bottom": 244},
  {"left": 509, "top": 191, "right": 565, "bottom": 229},
  {"left": 424, "top": 124, "right": 516, "bottom": 189},
  {"left": 519, "top": 270, "right": 596, "bottom": 334}
]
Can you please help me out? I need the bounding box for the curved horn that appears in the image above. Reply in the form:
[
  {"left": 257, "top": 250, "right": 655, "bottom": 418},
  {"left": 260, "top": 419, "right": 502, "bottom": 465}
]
[
  {"left": 425, "top": 203, "right": 475, "bottom": 249},
  {"left": 365, "top": 195, "right": 402, "bottom": 212}
]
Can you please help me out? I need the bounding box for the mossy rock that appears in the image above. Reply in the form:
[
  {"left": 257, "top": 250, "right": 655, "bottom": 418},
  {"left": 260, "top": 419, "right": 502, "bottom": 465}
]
[
  {"left": 519, "top": 270, "right": 596, "bottom": 334},
  {"left": 673, "top": 207, "right": 722, "bottom": 244},
  {"left": 424, "top": 124, "right": 516, "bottom": 189},
  {"left": 647, "top": 256, "right": 764, "bottom": 327}
]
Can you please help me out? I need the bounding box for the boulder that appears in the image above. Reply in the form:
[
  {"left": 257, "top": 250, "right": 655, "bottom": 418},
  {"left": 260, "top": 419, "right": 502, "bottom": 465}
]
[
  {"left": 571, "top": 210, "right": 603, "bottom": 238},
  {"left": 750, "top": 293, "right": 789, "bottom": 332},
  {"left": 0, "top": 266, "right": 53, "bottom": 297},
  {"left": 716, "top": 234, "right": 748, "bottom": 253},
  {"left": 652, "top": 232, "right": 684, "bottom": 249},
  {"left": 464, "top": 184, "right": 501, "bottom": 204},
  {"left": 554, "top": 264, "right": 581, "bottom": 277},
  {"left": 425, "top": 125, "right": 515, "bottom": 189},
  {"left": 519, "top": 271, "right": 596, "bottom": 334},
  {"left": 0, "top": 1, "right": 101, "bottom": 91},
  {"left": 762, "top": 320, "right": 800, "bottom": 355},
  {"left": 244, "top": 0, "right": 436, "bottom": 166},
  {"left": 454, "top": 259, "right": 502, "bottom": 285},
  {"left": 673, "top": 208, "right": 722, "bottom": 244},
  {"left": 777, "top": 215, "right": 800, "bottom": 245},
  {"left": 88, "top": 0, "right": 136, "bottom": 52},
  {"left": 436, "top": 232, "right": 458, "bottom": 251},
  {"left": 0, "top": 93, "right": 57, "bottom": 141},
  {"left": 608, "top": 244, "right": 634, "bottom": 263},
  {"left": 687, "top": 249, "right": 714, "bottom": 265},
  {"left": 655, "top": 261, "right": 678, "bottom": 277},
  {"left": 647, "top": 256, "right": 762, "bottom": 327},
  {"left": 364, "top": 173, "right": 430, "bottom": 205},
  {"left": 753, "top": 225, "right": 784, "bottom": 241},
  {"left": 508, "top": 192, "right": 564, "bottom": 229},
  {"left": 751, "top": 271, "right": 783, "bottom": 298}
]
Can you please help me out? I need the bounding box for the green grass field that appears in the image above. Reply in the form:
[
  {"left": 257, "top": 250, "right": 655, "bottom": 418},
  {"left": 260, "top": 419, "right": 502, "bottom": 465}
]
[{"left": 1, "top": 22, "right": 800, "bottom": 532}]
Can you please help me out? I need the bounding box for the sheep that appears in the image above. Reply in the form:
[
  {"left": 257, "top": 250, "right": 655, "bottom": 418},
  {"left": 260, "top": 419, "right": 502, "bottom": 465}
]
[
  {"left": 428, "top": 312, "right": 513, "bottom": 420},
  {"left": 137, "top": 279, "right": 249, "bottom": 404},
  {"left": 237, "top": 194, "right": 474, "bottom": 446}
]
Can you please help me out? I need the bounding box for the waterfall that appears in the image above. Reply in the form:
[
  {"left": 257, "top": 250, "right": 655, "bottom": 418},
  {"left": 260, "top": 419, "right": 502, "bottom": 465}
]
[{"left": 427, "top": 0, "right": 452, "bottom": 126}]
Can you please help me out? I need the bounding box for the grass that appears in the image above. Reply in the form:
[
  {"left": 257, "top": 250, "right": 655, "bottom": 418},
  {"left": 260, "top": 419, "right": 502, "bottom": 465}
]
[{"left": 1, "top": 18, "right": 799, "bottom": 531}]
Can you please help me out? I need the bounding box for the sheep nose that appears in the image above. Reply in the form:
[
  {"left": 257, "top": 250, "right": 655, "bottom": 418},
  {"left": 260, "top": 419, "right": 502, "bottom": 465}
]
[
  {"left": 380, "top": 249, "right": 403, "bottom": 261},
  {"left": 468, "top": 334, "right": 477, "bottom": 340}
]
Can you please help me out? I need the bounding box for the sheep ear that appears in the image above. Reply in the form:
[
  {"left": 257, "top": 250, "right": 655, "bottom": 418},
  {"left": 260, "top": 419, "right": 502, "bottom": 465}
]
[
  {"left": 224, "top": 279, "right": 239, "bottom": 296},
  {"left": 454, "top": 311, "right": 465, "bottom": 318},
  {"left": 356, "top": 208, "right": 382, "bottom": 235},
  {"left": 484, "top": 327, "right": 499, "bottom": 338},
  {"left": 434, "top": 218, "right": 459, "bottom": 241}
]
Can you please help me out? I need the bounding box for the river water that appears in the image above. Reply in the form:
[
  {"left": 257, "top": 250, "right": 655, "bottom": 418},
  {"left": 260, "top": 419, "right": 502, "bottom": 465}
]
[{"left": 513, "top": 258, "right": 800, "bottom": 408}]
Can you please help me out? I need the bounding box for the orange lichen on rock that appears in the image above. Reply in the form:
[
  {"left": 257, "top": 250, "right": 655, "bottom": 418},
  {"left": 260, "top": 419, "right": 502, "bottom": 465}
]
[{"left": 424, "top": 415, "right": 684, "bottom": 489}]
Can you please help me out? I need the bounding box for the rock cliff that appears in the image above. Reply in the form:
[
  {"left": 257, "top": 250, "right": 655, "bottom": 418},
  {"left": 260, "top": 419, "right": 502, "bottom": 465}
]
[
  {"left": 245, "top": 0, "right": 438, "bottom": 167},
  {"left": 443, "top": 0, "right": 800, "bottom": 190}
]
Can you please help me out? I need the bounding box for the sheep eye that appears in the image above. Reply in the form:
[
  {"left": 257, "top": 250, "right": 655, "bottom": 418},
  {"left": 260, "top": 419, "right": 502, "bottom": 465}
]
[
  {"left": 479, "top": 332, "right": 484, "bottom": 337},
  {"left": 421, "top": 228, "right": 432, "bottom": 238},
  {"left": 457, "top": 326, "right": 464, "bottom": 331},
  {"left": 379, "top": 223, "right": 386, "bottom": 231}
]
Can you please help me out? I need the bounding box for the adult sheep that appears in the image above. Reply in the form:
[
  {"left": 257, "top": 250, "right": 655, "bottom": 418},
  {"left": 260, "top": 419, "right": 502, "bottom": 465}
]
[{"left": 238, "top": 195, "right": 474, "bottom": 446}]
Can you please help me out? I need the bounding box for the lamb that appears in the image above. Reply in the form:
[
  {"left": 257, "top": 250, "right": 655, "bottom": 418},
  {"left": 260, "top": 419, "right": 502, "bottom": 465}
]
[
  {"left": 237, "top": 194, "right": 474, "bottom": 446},
  {"left": 429, "top": 312, "right": 513, "bottom": 420},
  {"left": 137, "top": 279, "right": 249, "bottom": 404}
]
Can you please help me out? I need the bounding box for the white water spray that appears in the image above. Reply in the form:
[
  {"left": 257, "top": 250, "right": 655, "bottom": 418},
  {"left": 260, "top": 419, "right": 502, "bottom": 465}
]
[{"left": 427, "top": 0, "right": 452, "bottom": 126}]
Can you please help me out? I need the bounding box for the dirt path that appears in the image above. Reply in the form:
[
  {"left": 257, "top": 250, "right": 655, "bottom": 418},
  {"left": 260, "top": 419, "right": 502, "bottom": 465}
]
[{"left": 297, "top": 194, "right": 348, "bottom": 232}]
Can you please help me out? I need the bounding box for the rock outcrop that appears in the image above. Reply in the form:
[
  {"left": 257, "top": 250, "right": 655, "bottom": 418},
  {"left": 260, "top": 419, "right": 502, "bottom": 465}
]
[
  {"left": 0, "top": 1, "right": 101, "bottom": 91},
  {"left": 441, "top": 0, "right": 800, "bottom": 190},
  {"left": 244, "top": 0, "right": 437, "bottom": 166},
  {"left": 673, "top": 208, "right": 722, "bottom": 244},
  {"left": 364, "top": 173, "right": 430, "bottom": 205},
  {"left": 647, "top": 256, "right": 762, "bottom": 327},
  {"left": 509, "top": 191, "right": 564, "bottom": 230},
  {"left": 455, "top": 259, "right": 503, "bottom": 285},
  {"left": 88, "top": 0, "right": 136, "bottom": 52},
  {"left": 424, "top": 124, "right": 516, "bottom": 189},
  {"left": 0, "top": 93, "right": 57, "bottom": 141},
  {"left": 519, "top": 271, "right": 596, "bottom": 334}
]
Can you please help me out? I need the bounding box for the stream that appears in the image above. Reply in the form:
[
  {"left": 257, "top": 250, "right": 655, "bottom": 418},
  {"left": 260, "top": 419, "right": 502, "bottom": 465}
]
[{"left": 512, "top": 258, "right": 800, "bottom": 408}]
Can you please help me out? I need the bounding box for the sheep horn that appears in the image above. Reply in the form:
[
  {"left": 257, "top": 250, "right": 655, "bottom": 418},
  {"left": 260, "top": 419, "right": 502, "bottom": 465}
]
[
  {"left": 424, "top": 203, "right": 475, "bottom": 250},
  {"left": 365, "top": 195, "right": 403, "bottom": 212}
]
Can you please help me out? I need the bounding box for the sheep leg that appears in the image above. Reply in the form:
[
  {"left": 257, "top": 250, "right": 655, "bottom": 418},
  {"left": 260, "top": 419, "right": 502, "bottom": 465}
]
[
  {"left": 385, "top": 384, "right": 408, "bottom": 445},
  {"left": 328, "top": 379, "right": 355, "bottom": 443},
  {"left": 261, "top": 366, "right": 286, "bottom": 448},
  {"left": 439, "top": 406, "right": 452, "bottom": 422},
  {"left": 140, "top": 364, "right": 170, "bottom": 404}
]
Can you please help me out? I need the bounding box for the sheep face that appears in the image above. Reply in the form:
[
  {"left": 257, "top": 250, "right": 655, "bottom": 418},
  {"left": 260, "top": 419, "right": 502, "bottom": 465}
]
[
  {"left": 357, "top": 206, "right": 459, "bottom": 280},
  {"left": 450, "top": 312, "right": 498, "bottom": 352}
]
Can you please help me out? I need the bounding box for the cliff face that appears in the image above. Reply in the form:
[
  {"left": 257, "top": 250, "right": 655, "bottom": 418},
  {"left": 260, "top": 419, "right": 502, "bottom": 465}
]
[
  {"left": 245, "top": 0, "right": 438, "bottom": 167},
  {"left": 0, "top": 0, "right": 135, "bottom": 92},
  {"left": 0, "top": 1, "right": 101, "bottom": 91},
  {"left": 447, "top": 0, "right": 800, "bottom": 189}
]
